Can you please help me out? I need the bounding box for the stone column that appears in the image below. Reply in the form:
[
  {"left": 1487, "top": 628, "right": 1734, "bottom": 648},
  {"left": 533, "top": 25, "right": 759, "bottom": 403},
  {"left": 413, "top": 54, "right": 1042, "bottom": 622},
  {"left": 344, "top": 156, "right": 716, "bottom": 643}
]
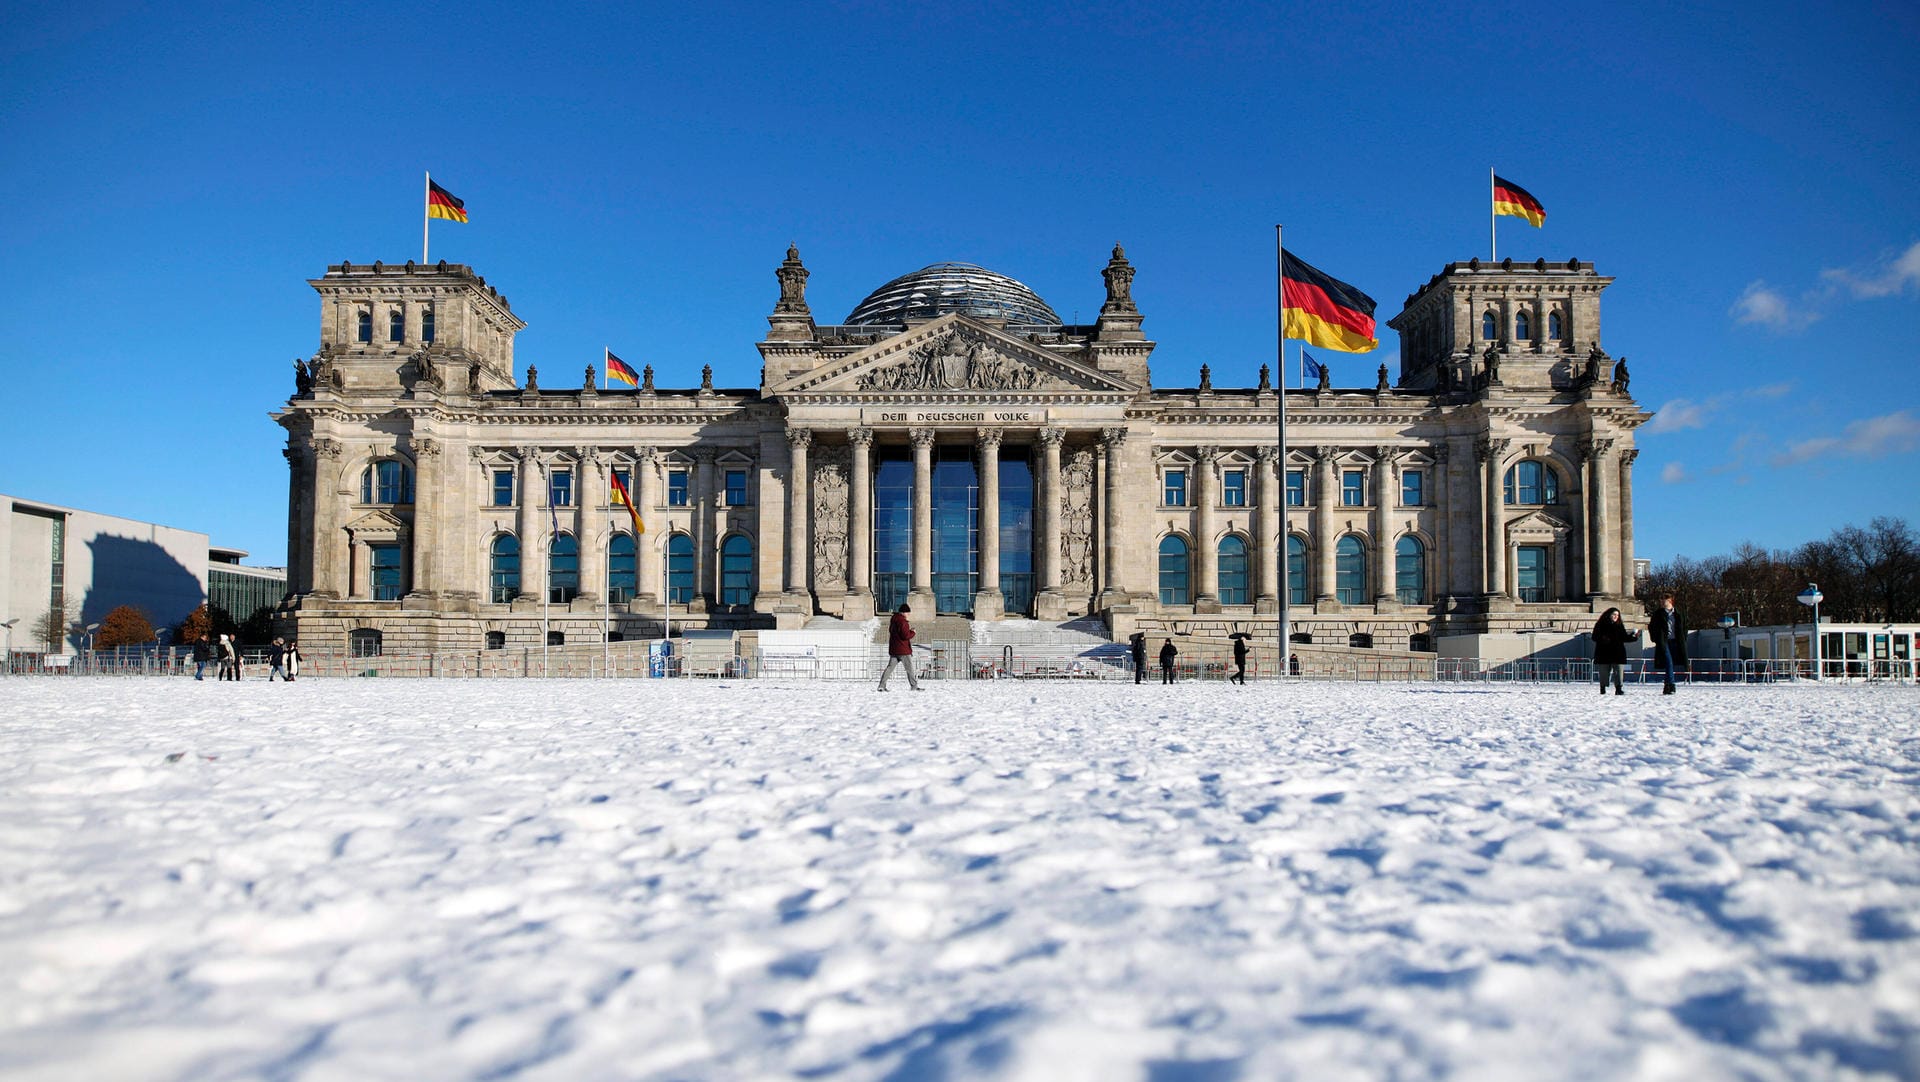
[
  {"left": 1372, "top": 448, "right": 1395, "bottom": 605},
  {"left": 1532, "top": 295, "right": 1547, "bottom": 353},
  {"left": 308, "top": 440, "right": 346, "bottom": 597},
  {"left": 284, "top": 447, "right": 309, "bottom": 596},
  {"left": 975, "top": 428, "right": 1003, "bottom": 619},
  {"left": 576, "top": 448, "right": 603, "bottom": 602},
  {"left": 635, "top": 448, "right": 659, "bottom": 604},
  {"left": 909, "top": 428, "right": 935, "bottom": 608},
  {"left": 693, "top": 449, "right": 716, "bottom": 608},
  {"left": 1431, "top": 445, "right": 1451, "bottom": 599},
  {"left": 1193, "top": 445, "right": 1219, "bottom": 610},
  {"left": 1481, "top": 439, "right": 1509, "bottom": 598},
  {"left": 785, "top": 428, "right": 812, "bottom": 598},
  {"left": 403, "top": 300, "right": 422, "bottom": 345},
  {"left": 1039, "top": 428, "right": 1064, "bottom": 594},
  {"left": 1575, "top": 444, "right": 1595, "bottom": 595},
  {"left": 1588, "top": 438, "right": 1615, "bottom": 601},
  {"left": 848, "top": 428, "right": 873, "bottom": 605},
  {"left": 1254, "top": 446, "right": 1280, "bottom": 612},
  {"left": 1099, "top": 427, "right": 1128, "bottom": 606},
  {"left": 511, "top": 448, "right": 537, "bottom": 600},
  {"left": 1618, "top": 449, "right": 1638, "bottom": 597},
  {"left": 409, "top": 436, "right": 440, "bottom": 598},
  {"left": 1314, "top": 449, "right": 1337, "bottom": 603}
]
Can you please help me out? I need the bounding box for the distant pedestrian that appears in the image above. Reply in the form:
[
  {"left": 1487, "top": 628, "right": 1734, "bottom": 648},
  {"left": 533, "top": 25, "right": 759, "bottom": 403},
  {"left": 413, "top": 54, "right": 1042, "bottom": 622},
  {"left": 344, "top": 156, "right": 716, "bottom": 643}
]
[
  {"left": 192, "top": 635, "right": 211, "bottom": 680},
  {"left": 1130, "top": 633, "right": 1147, "bottom": 684},
  {"left": 1159, "top": 638, "right": 1177, "bottom": 684},
  {"left": 1591, "top": 607, "right": 1637, "bottom": 695},
  {"left": 878, "top": 603, "right": 921, "bottom": 691},
  {"left": 218, "top": 634, "right": 239, "bottom": 682},
  {"left": 1230, "top": 636, "right": 1248, "bottom": 685},
  {"left": 269, "top": 637, "right": 288, "bottom": 681},
  {"left": 1647, "top": 594, "right": 1688, "bottom": 694},
  {"left": 285, "top": 641, "right": 301, "bottom": 682}
]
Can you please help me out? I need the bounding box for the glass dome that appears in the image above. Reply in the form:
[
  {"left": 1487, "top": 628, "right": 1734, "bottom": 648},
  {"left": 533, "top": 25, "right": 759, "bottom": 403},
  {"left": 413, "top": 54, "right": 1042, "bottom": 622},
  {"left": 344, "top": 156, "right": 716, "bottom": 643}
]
[{"left": 844, "top": 262, "right": 1061, "bottom": 326}]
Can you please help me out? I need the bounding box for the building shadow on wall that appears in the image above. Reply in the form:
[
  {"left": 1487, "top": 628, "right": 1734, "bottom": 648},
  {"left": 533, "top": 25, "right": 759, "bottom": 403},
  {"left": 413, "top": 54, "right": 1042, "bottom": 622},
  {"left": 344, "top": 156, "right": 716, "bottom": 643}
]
[{"left": 77, "top": 534, "right": 206, "bottom": 646}]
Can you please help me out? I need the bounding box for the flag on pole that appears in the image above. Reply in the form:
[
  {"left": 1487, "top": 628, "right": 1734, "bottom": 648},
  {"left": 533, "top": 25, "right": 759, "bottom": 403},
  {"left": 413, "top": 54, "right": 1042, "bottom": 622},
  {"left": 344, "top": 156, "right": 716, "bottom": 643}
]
[
  {"left": 1492, "top": 175, "right": 1545, "bottom": 227},
  {"left": 1302, "top": 351, "right": 1327, "bottom": 384},
  {"left": 609, "top": 469, "right": 645, "bottom": 535},
  {"left": 427, "top": 179, "right": 468, "bottom": 223},
  {"left": 1281, "top": 251, "right": 1378, "bottom": 353},
  {"left": 605, "top": 350, "right": 639, "bottom": 388}
]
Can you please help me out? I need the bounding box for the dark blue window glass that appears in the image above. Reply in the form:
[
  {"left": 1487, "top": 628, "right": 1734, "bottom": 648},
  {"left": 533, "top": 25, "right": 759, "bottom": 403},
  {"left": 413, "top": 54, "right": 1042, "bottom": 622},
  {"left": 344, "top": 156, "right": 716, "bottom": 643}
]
[
  {"left": 667, "top": 533, "right": 695, "bottom": 603},
  {"left": 608, "top": 533, "right": 636, "bottom": 603},
  {"left": 999, "top": 455, "right": 1034, "bottom": 616},
  {"left": 1335, "top": 536, "right": 1366, "bottom": 604},
  {"left": 931, "top": 448, "right": 978, "bottom": 614},
  {"left": 490, "top": 535, "right": 519, "bottom": 603},
  {"left": 872, "top": 454, "right": 912, "bottom": 614},
  {"left": 370, "top": 543, "right": 403, "bottom": 600},
  {"left": 1218, "top": 535, "right": 1248, "bottom": 605},
  {"left": 1287, "top": 536, "right": 1307, "bottom": 605},
  {"left": 721, "top": 535, "right": 753, "bottom": 606},
  {"left": 548, "top": 534, "right": 579, "bottom": 603},
  {"left": 1158, "top": 535, "right": 1189, "bottom": 605}
]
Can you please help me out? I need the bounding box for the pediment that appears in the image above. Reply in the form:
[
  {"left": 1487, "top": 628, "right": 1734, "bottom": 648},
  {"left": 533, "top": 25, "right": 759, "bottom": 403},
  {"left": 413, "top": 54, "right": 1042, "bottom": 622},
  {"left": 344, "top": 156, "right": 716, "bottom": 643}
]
[
  {"left": 1506, "top": 509, "right": 1572, "bottom": 539},
  {"left": 344, "top": 509, "right": 409, "bottom": 536},
  {"left": 770, "top": 315, "right": 1136, "bottom": 396}
]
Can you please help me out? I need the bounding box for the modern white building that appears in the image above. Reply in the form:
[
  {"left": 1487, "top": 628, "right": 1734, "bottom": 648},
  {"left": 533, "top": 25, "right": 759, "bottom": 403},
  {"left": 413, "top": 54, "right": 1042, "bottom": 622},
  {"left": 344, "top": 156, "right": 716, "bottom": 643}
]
[{"left": 1689, "top": 621, "right": 1918, "bottom": 678}]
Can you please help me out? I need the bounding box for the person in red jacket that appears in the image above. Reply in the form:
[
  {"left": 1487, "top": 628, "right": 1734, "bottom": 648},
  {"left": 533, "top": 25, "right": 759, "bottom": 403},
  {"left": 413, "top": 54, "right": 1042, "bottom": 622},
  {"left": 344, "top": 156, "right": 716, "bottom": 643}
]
[{"left": 879, "top": 603, "right": 922, "bottom": 691}]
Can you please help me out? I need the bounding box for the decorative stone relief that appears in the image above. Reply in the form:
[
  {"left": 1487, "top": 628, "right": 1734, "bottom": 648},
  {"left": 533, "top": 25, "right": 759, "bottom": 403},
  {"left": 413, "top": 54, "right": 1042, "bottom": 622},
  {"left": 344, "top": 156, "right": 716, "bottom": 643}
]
[
  {"left": 856, "top": 331, "right": 1055, "bottom": 391},
  {"left": 1060, "top": 447, "right": 1096, "bottom": 590},
  {"left": 812, "top": 444, "right": 849, "bottom": 589}
]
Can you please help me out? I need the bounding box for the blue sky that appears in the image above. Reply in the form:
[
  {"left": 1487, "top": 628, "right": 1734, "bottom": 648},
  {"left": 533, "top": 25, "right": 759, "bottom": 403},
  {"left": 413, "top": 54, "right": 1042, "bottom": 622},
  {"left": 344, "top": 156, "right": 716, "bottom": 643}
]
[{"left": 2, "top": 0, "right": 1915, "bottom": 567}]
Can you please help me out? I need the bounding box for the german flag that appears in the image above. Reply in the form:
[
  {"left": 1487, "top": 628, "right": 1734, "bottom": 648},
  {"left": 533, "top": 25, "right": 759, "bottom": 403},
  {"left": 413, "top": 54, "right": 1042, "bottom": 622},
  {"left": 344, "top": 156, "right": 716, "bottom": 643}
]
[
  {"left": 605, "top": 350, "right": 639, "bottom": 388},
  {"left": 1493, "top": 175, "right": 1545, "bottom": 227},
  {"left": 1282, "top": 251, "right": 1378, "bottom": 353},
  {"left": 427, "top": 179, "right": 468, "bottom": 223},
  {"left": 609, "top": 469, "right": 644, "bottom": 535}
]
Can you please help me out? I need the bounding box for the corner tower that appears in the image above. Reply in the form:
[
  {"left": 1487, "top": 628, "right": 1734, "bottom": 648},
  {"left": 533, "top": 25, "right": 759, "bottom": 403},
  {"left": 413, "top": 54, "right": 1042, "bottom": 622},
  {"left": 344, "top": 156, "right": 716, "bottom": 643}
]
[{"left": 1388, "top": 257, "right": 1612, "bottom": 393}]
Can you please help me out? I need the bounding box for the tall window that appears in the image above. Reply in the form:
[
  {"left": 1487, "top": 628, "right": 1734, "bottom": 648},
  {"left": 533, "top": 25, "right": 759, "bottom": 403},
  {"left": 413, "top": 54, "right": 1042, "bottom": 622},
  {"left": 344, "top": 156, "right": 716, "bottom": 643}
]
[
  {"left": 1341, "top": 469, "right": 1365, "bottom": 507},
  {"left": 1395, "top": 536, "right": 1426, "bottom": 605},
  {"left": 492, "top": 468, "right": 514, "bottom": 507},
  {"left": 667, "top": 470, "right": 689, "bottom": 506},
  {"left": 369, "top": 543, "right": 403, "bottom": 600},
  {"left": 1401, "top": 469, "right": 1425, "bottom": 506},
  {"left": 548, "top": 534, "right": 579, "bottom": 603},
  {"left": 356, "top": 309, "right": 372, "bottom": 343},
  {"left": 549, "top": 469, "right": 574, "bottom": 507},
  {"left": 1218, "top": 535, "right": 1249, "bottom": 605},
  {"left": 350, "top": 629, "right": 383, "bottom": 658},
  {"left": 421, "top": 305, "right": 435, "bottom": 343},
  {"left": 1335, "top": 536, "right": 1366, "bottom": 604},
  {"left": 1503, "top": 460, "right": 1559, "bottom": 505},
  {"left": 1163, "top": 469, "right": 1187, "bottom": 507},
  {"left": 1549, "top": 311, "right": 1563, "bottom": 340},
  {"left": 1158, "top": 535, "right": 1190, "bottom": 605},
  {"left": 1286, "top": 469, "right": 1306, "bottom": 506},
  {"left": 361, "top": 460, "right": 413, "bottom": 504},
  {"left": 1287, "top": 536, "right": 1308, "bottom": 605},
  {"left": 489, "top": 535, "right": 520, "bottom": 603},
  {"left": 1483, "top": 311, "right": 1497, "bottom": 340},
  {"left": 1222, "top": 469, "right": 1246, "bottom": 507},
  {"left": 725, "top": 469, "right": 749, "bottom": 506},
  {"left": 720, "top": 535, "right": 753, "bottom": 606},
  {"left": 608, "top": 533, "right": 637, "bottom": 604},
  {"left": 388, "top": 307, "right": 404, "bottom": 342},
  {"left": 666, "top": 533, "right": 695, "bottom": 603},
  {"left": 1516, "top": 311, "right": 1531, "bottom": 341},
  {"left": 1516, "top": 545, "right": 1549, "bottom": 602}
]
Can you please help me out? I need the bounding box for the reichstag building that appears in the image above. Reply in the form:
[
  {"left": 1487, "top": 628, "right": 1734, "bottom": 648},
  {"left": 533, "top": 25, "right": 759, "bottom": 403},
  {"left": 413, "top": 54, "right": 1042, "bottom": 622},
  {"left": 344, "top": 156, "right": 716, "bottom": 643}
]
[{"left": 273, "top": 244, "right": 1648, "bottom": 655}]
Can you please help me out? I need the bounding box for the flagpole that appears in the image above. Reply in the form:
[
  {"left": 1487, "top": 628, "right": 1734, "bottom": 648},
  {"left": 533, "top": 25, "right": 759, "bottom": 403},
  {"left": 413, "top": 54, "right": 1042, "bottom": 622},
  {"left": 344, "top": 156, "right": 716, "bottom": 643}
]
[
  {"left": 1489, "top": 166, "right": 1496, "bottom": 263},
  {"left": 423, "top": 171, "right": 431, "bottom": 265},
  {"left": 1275, "top": 224, "right": 1290, "bottom": 676},
  {"left": 603, "top": 517, "right": 612, "bottom": 677}
]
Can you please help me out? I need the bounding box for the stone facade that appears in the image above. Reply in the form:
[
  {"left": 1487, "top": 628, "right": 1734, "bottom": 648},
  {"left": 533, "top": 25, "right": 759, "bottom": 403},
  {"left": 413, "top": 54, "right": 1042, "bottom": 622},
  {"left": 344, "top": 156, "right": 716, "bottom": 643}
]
[{"left": 272, "top": 248, "right": 1649, "bottom": 655}]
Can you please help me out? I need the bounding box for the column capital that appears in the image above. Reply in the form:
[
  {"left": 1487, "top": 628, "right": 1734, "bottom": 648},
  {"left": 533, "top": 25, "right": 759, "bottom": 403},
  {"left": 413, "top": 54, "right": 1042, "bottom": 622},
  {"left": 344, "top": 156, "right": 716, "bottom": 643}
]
[
  {"left": 415, "top": 436, "right": 441, "bottom": 459},
  {"left": 691, "top": 447, "right": 717, "bottom": 464},
  {"left": 1100, "top": 426, "right": 1127, "bottom": 449},
  {"left": 1433, "top": 443, "right": 1451, "bottom": 464},
  {"left": 633, "top": 444, "right": 658, "bottom": 465},
  {"left": 1476, "top": 437, "right": 1511, "bottom": 464},
  {"left": 848, "top": 426, "right": 873, "bottom": 448},
  {"left": 1194, "top": 444, "right": 1219, "bottom": 464},
  {"left": 1619, "top": 447, "right": 1639, "bottom": 467},
  {"left": 975, "top": 427, "right": 1003, "bottom": 452},
  {"left": 1253, "top": 444, "right": 1279, "bottom": 463},
  {"left": 1039, "top": 426, "right": 1066, "bottom": 448},
  {"left": 787, "top": 427, "right": 813, "bottom": 450},
  {"left": 314, "top": 438, "right": 343, "bottom": 460},
  {"left": 909, "top": 427, "right": 937, "bottom": 449},
  {"left": 1313, "top": 445, "right": 1338, "bottom": 465},
  {"left": 1372, "top": 444, "right": 1398, "bottom": 464},
  {"left": 516, "top": 445, "right": 540, "bottom": 463}
]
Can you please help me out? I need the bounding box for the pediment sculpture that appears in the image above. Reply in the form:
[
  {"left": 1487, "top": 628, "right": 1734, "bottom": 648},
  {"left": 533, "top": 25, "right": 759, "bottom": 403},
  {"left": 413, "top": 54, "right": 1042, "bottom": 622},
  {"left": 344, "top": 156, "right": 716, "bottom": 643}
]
[{"left": 856, "top": 331, "right": 1058, "bottom": 392}]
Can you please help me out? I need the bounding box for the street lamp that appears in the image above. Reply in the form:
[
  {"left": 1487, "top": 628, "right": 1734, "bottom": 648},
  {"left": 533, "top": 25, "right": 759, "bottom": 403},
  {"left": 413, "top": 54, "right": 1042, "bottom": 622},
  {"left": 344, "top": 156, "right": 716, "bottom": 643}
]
[
  {"left": 1797, "top": 584, "right": 1823, "bottom": 680},
  {"left": 0, "top": 618, "right": 16, "bottom": 676}
]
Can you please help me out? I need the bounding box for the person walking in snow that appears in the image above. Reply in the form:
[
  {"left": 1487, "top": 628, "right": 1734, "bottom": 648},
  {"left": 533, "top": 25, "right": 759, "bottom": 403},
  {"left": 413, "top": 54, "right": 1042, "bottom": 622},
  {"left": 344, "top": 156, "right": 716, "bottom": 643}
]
[
  {"left": 1647, "top": 594, "right": 1688, "bottom": 695},
  {"left": 218, "top": 634, "right": 240, "bottom": 682},
  {"left": 1159, "top": 638, "right": 1178, "bottom": 684},
  {"left": 878, "top": 603, "right": 921, "bottom": 691},
  {"left": 285, "top": 640, "right": 301, "bottom": 681},
  {"left": 1130, "top": 633, "right": 1147, "bottom": 684},
  {"left": 1591, "top": 607, "right": 1637, "bottom": 695},
  {"left": 192, "top": 635, "right": 211, "bottom": 680},
  {"left": 268, "top": 637, "right": 288, "bottom": 682},
  {"left": 1230, "top": 636, "right": 1249, "bottom": 685}
]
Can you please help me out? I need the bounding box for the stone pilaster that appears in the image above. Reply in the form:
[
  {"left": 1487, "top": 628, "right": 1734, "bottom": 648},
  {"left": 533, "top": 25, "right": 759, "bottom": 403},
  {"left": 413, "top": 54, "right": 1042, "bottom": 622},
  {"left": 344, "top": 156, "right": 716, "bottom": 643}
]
[
  {"left": 845, "top": 429, "right": 874, "bottom": 620},
  {"left": 1314, "top": 448, "right": 1337, "bottom": 604},
  {"left": 408, "top": 436, "right": 440, "bottom": 600},
  {"left": 1254, "top": 445, "right": 1280, "bottom": 613},
  {"left": 1034, "top": 427, "right": 1067, "bottom": 620},
  {"left": 311, "top": 438, "right": 345, "bottom": 598},
  {"left": 785, "top": 428, "right": 812, "bottom": 600},
  {"left": 909, "top": 428, "right": 935, "bottom": 613},
  {"left": 1431, "top": 445, "right": 1451, "bottom": 600},
  {"left": 1587, "top": 437, "right": 1615, "bottom": 600},
  {"left": 1192, "top": 445, "right": 1219, "bottom": 611},
  {"left": 1480, "top": 438, "right": 1510, "bottom": 600},
  {"left": 635, "top": 448, "right": 659, "bottom": 605},
  {"left": 1098, "top": 427, "right": 1129, "bottom": 608},
  {"left": 974, "top": 428, "right": 1004, "bottom": 619},
  {"left": 692, "top": 449, "right": 715, "bottom": 609},
  {"left": 576, "top": 447, "right": 603, "bottom": 603},
  {"left": 1372, "top": 447, "right": 1395, "bottom": 605},
  {"left": 514, "top": 447, "right": 538, "bottom": 601},
  {"left": 1618, "top": 449, "right": 1638, "bottom": 597}
]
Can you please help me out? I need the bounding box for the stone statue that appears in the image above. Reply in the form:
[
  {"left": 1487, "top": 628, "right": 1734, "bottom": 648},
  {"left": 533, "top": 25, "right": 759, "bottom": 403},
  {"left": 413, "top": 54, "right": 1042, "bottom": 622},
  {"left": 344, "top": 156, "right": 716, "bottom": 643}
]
[
  {"left": 641, "top": 364, "right": 655, "bottom": 393},
  {"left": 1585, "top": 343, "right": 1605, "bottom": 385},
  {"left": 293, "top": 357, "right": 313, "bottom": 395},
  {"left": 1611, "top": 356, "right": 1630, "bottom": 395},
  {"left": 525, "top": 365, "right": 538, "bottom": 391},
  {"left": 700, "top": 364, "right": 714, "bottom": 392},
  {"left": 585, "top": 365, "right": 597, "bottom": 390},
  {"left": 1376, "top": 363, "right": 1390, "bottom": 392},
  {"left": 775, "top": 244, "right": 810, "bottom": 314},
  {"left": 1257, "top": 363, "right": 1271, "bottom": 392},
  {"left": 468, "top": 362, "right": 482, "bottom": 390},
  {"left": 1198, "top": 364, "right": 1212, "bottom": 392},
  {"left": 1482, "top": 343, "right": 1500, "bottom": 385},
  {"left": 1316, "top": 360, "right": 1331, "bottom": 392},
  {"left": 1101, "top": 243, "right": 1136, "bottom": 313}
]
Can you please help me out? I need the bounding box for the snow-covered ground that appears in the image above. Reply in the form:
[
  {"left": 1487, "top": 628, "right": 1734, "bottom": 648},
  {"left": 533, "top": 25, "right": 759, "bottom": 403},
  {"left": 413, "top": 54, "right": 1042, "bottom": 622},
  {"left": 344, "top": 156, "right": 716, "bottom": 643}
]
[{"left": 1, "top": 678, "right": 1917, "bottom": 1081}]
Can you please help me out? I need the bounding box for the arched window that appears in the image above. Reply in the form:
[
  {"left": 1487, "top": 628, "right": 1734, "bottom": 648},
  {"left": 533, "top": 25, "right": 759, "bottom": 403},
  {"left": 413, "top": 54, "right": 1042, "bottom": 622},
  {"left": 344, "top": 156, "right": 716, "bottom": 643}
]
[
  {"left": 1503, "top": 460, "right": 1560, "bottom": 505},
  {"left": 1395, "top": 536, "right": 1426, "bottom": 605},
  {"left": 489, "top": 535, "right": 520, "bottom": 603},
  {"left": 1217, "top": 535, "right": 1248, "bottom": 606},
  {"left": 1515, "top": 311, "right": 1531, "bottom": 341},
  {"left": 1482, "top": 311, "right": 1497, "bottom": 340},
  {"left": 720, "top": 535, "right": 754, "bottom": 607},
  {"left": 1287, "top": 536, "right": 1308, "bottom": 606},
  {"left": 356, "top": 309, "right": 373, "bottom": 344},
  {"left": 548, "top": 534, "right": 579, "bottom": 603},
  {"left": 666, "top": 532, "right": 695, "bottom": 604},
  {"left": 608, "top": 533, "right": 637, "bottom": 604},
  {"left": 421, "top": 305, "right": 436, "bottom": 343},
  {"left": 360, "top": 460, "right": 413, "bottom": 504},
  {"left": 350, "top": 628, "right": 383, "bottom": 658},
  {"left": 1158, "top": 535, "right": 1190, "bottom": 606},
  {"left": 1548, "top": 311, "right": 1563, "bottom": 340},
  {"left": 388, "top": 307, "right": 404, "bottom": 342},
  {"left": 1335, "top": 536, "right": 1366, "bottom": 605},
  {"left": 485, "top": 630, "right": 506, "bottom": 650}
]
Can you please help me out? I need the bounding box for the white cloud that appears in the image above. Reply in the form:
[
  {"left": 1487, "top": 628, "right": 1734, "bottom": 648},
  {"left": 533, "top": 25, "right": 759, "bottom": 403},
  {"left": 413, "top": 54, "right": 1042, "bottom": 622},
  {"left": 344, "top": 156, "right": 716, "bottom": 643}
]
[
  {"left": 1645, "top": 399, "right": 1708, "bottom": 434},
  {"left": 1820, "top": 240, "right": 1920, "bottom": 300},
  {"left": 1731, "top": 280, "right": 1820, "bottom": 333},
  {"left": 1748, "top": 382, "right": 1793, "bottom": 399},
  {"left": 1660, "top": 462, "right": 1691, "bottom": 484},
  {"left": 1773, "top": 410, "right": 1920, "bottom": 466}
]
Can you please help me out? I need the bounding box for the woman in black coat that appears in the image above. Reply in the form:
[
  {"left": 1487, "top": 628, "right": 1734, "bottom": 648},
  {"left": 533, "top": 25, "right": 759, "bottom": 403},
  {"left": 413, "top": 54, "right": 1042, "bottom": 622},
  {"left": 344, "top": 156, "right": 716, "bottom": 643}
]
[{"left": 1592, "top": 607, "right": 1637, "bottom": 695}]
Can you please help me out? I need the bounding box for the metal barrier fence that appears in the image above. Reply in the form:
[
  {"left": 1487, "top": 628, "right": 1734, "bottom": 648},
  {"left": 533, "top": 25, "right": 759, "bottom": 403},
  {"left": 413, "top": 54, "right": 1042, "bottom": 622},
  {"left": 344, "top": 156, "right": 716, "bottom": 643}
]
[{"left": 4, "top": 645, "right": 1914, "bottom": 684}]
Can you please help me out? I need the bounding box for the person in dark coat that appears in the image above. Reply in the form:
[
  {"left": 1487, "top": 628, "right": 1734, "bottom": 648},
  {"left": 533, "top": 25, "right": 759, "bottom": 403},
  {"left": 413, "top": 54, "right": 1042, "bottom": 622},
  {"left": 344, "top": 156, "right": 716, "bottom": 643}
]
[
  {"left": 1591, "top": 607, "right": 1637, "bottom": 695},
  {"left": 1159, "top": 638, "right": 1177, "bottom": 684},
  {"left": 217, "top": 634, "right": 238, "bottom": 681},
  {"left": 878, "top": 603, "right": 921, "bottom": 691},
  {"left": 193, "top": 635, "right": 211, "bottom": 680},
  {"left": 269, "top": 638, "right": 288, "bottom": 682},
  {"left": 1230, "top": 636, "right": 1248, "bottom": 685},
  {"left": 1646, "top": 594, "right": 1688, "bottom": 694},
  {"left": 1130, "top": 633, "right": 1147, "bottom": 684}
]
